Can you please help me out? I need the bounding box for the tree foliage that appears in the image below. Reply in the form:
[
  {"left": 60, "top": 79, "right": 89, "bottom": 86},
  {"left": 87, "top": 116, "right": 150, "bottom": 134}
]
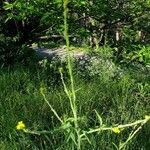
[{"left": 0, "top": 0, "right": 150, "bottom": 64}]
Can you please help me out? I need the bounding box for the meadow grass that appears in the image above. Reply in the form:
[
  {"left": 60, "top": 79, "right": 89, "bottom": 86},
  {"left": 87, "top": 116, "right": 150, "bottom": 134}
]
[{"left": 0, "top": 61, "right": 150, "bottom": 149}]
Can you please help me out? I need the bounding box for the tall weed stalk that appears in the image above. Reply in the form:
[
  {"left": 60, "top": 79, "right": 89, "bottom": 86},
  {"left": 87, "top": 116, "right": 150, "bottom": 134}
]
[{"left": 63, "top": 0, "right": 80, "bottom": 149}]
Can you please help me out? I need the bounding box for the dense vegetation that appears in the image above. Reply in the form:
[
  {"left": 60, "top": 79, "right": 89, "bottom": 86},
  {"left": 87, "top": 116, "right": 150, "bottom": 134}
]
[{"left": 0, "top": 0, "right": 150, "bottom": 149}]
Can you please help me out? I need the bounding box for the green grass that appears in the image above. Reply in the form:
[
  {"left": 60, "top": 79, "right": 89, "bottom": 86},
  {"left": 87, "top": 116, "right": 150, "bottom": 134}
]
[{"left": 0, "top": 61, "right": 150, "bottom": 149}]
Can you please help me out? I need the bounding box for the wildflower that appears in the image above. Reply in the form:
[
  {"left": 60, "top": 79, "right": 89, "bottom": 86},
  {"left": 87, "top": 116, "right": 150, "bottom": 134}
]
[
  {"left": 144, "top": 115, "right": 150, "bottom": 120},
  {"left": 16, "top": 121, "right": 26, "bottom": 130},
  {"left": 112, "top": 127, "right": 121, "bottom": 134}
]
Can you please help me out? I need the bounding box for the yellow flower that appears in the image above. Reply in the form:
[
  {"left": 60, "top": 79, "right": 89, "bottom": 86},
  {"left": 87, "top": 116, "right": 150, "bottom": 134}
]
[
  {"left": 144, "top": 115, "right": 150, "bottom": 120},
  {"left": 16, "top": 121, "right": 26, "bottom": 130},
  {"left": 112, "top": 127, "right": 121, "bottom": 134}
]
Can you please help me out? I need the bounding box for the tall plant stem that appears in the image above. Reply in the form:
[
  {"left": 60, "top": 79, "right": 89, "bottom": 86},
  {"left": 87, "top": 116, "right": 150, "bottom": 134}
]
[
  {"left": 63, "top": 0, "right": 78, "bottom": 128},
  {"left": 63, "top": 0, "right": 80, "bottom": 149}
]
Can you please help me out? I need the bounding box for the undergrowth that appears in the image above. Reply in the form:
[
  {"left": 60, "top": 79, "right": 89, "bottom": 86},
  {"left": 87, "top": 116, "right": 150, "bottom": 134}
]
[{"left": 0, "top": 59, "right": 150, "bottom": 150}]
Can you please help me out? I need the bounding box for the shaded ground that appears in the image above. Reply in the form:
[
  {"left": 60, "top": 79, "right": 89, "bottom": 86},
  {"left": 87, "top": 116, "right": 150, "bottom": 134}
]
[{"left": 32, "top": 45, "right": 86, "bottom": 60}]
